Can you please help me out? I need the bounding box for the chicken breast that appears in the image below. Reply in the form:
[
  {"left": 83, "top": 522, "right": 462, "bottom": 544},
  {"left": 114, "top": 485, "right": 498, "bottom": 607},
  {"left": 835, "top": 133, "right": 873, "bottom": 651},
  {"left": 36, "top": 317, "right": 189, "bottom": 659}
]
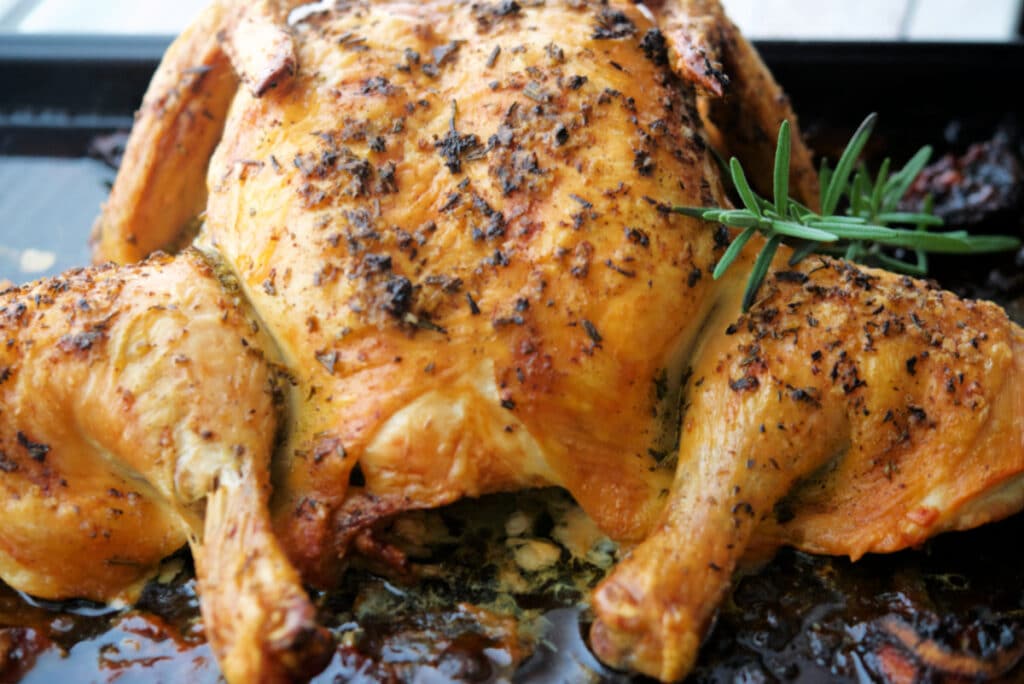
[{"left": 200, "top": 0, "right": 736, "bottom": 584}]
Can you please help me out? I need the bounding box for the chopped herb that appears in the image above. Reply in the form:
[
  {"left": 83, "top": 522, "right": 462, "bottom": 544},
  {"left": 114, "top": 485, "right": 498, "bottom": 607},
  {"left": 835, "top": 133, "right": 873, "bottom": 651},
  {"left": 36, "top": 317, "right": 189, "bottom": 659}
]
[
  {"left": 57, "top": 330, "right": 104, "bottom": 353},
  {"left": 640, "top": 28, "right": 668, "bottom": 65},
  {"left": 729, "top": 376, "right": 760, "bottom": 392},
  {"left": 382, "top": 275, "right": 414, "bottom": 317},
  {"left": 0, "top": 450, "right": 17, "bottom": 473},
  {"left": 486, "top": 45, "right": 501, "bottom": 68},
  {"left": 496, "top": 0, "right": 520, "bottom": 15},
  {"left": 625, "top": 227, "right": 650, "bottom": 247},
  {"left": 553, "top": 123, "right": 569, "bottom": 146},
  {"left": 431, "top": 41, "right": 461, "bottom": 67},
  {"left": 633, "top": 149, "right": 654, "bottom": 176},
  {"left": 435, "top": 101, "right": 481, "bottom": 175},
  {"left": 569, "top": 193, "right": 593, "bottom": 209},
  {"left": 489, "top": 249, "right": 510, "bottom": 267},
  {"left": 17, "top": 432, "right": 49, "bottom": 462},
  {"left": 605, "top": 259, "right": 636, "bottom": 278},
  {"left": 593, "top": 8, "right": 636, "bottom": 39},
  {"left": 316, "top": 350, "right": 338, "bottom": 374},
  {"left": 360, "top": 76, "right": 395, "bottom": 96},
  {"left": 523, "top": 81, "right": 549, "bottom": 102}
]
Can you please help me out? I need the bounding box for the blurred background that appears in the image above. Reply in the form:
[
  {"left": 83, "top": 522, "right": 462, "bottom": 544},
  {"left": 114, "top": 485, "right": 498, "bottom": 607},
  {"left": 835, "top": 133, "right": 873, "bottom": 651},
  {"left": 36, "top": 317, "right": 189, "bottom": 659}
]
[{"left": 0, "top": 0, "right": 1021, "bottom": 40}]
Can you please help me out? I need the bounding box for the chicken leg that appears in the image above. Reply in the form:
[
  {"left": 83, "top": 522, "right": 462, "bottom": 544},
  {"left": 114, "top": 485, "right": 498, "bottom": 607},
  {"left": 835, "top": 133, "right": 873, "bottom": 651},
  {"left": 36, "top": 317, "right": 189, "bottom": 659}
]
[
  {"left": 591, "top": 249, "right": 1024, "bottom": 681},
  {"left": 0, "top": 251, "right": 330, "bottom": 682}
]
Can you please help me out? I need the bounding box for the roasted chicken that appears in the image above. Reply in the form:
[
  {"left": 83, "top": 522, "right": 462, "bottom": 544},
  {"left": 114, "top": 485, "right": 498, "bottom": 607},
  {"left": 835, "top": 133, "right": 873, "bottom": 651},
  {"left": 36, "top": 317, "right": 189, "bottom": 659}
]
[{"left": 2, "top": 1, "right": 1022, "bottom": 682}]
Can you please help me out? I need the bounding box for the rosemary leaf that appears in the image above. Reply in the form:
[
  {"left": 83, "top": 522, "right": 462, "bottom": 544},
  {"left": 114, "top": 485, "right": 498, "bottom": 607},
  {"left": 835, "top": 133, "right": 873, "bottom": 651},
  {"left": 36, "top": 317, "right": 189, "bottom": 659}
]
[
  {"left": 673, "top": 206, "right": 711, "bottom": 219},
  {"left": 713, "top": 226, "right": 757, "bottom": 279},
  {"left": 730, "top": 158, "right": 762, "bottom": 216},
  {"left": 850, "top": 168, "right": 867, "bottom": 218},
  {"left": 670, "top": 113, "right": 1022, "bottom": 313},
  {"left": 874, "top": 212, "right": 943, "bottom": 226},
  {"left": 742, "top": 235, "right": 782, "bottom": 311},
  {"left": 869, "top": 157, "right": 891, "bottom": 217},
  {"left": 822, "top": 113, "right": 877, "bottom": 216},
  {"left": 717, "top": 210, "right": 762, "bottom": 228},
  {"left": 872, "top": 252, "right": 928, "bottom": 275},
  {"left": 768, "top": 220, "right": 837, "bottom": 243},
  {"left": 807, "top": 216, "right": 869, "bottom": 225},
  {"left": 787, "top": 240, "right": 820, "bottom": 266},
  {"left": 882, "top": 145, "right": 932, "bottom": 213},
  {"left": 773, "top": 120, "right": 791, "bottom": 215},
  {"left": 942, "top": 235, "right": 1022, "bottom": 252}
]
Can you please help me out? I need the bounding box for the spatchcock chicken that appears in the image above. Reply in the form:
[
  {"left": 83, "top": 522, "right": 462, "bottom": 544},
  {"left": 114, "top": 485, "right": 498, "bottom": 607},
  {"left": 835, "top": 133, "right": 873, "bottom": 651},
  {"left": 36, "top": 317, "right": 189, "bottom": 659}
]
[{"left": 1, "top": 0, "right": 1022, "bottom": 681}]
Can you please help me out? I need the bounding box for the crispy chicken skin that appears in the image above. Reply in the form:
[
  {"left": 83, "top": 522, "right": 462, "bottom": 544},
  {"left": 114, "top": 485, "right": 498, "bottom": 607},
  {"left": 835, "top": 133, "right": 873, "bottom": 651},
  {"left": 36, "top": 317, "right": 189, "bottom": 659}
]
[
  {"left": 91, "top": 3, "right": 237, "bottom": 263},
  {"left": 2, "top": 0, "right": 1022, "bottom": 682},
  {"left": 91, "top": 0, "right": 300, "bottom": 263},
  {"left": 648, "top": 0, "right": 820, "bottom": 208},
  {"left": 0, "top": 252, "right": 330, "bottom": 681},
  {"left": 589, "top": 249, "right": 1024, "bottom": 679},
  {"left": 201, "top": 0, "right": 734, "bottom": 585}
]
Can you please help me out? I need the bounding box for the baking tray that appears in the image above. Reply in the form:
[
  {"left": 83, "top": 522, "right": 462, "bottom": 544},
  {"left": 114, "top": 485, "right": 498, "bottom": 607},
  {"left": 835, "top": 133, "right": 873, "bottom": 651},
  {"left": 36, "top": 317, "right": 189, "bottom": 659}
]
[{"left": 2, "top": 35, "right": 1024, "bottom": 684}]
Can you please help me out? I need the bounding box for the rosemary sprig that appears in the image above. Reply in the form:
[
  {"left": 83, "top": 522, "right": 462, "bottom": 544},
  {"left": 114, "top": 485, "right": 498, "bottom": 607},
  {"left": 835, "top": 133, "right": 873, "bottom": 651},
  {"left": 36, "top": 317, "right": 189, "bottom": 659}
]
[{"left": 675, "top": 114, "right": 1021, "bottom": 311}]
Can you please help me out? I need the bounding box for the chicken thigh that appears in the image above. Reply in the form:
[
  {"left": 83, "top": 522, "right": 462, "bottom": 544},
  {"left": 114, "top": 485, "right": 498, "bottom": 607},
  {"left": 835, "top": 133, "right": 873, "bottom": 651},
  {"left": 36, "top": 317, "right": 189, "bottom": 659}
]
[
  {"left": 0, "top": 252, "right": 331, "bottom": 681},
  {"left": 2, "top": 1, "right": 1022, "bottom": 682}
]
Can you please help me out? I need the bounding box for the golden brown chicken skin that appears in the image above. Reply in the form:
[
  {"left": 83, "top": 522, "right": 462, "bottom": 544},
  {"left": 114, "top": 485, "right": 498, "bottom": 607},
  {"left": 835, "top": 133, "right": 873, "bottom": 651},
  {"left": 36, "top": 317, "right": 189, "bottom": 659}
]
[
  {"left": 91, "top": 0, "right": 299, "bottom": 263},
  {"left": 589, "top": 248, "right": 1024, "bottom": 680},
  {"left": 4, "top": 0, "right": 1022, "bottom": 682},
  {"left": 198, "top": 0, "right": 744, "bottom": 586},
  {"left": 650, "top": 0, "right": 820, "bottom": 207},
  {"left": 0, "top": 252, "right": 330, "bottom": 682}
]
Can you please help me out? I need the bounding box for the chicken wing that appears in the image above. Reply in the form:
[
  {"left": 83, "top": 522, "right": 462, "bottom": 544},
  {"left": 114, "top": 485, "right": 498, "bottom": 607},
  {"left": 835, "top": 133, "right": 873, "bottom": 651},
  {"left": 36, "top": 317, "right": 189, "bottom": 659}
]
[
  {"left": 646, "top": 0, "right": 820, "bottom": 208},
  {"left": 91, "top": 0, "right": 297, "bottom": 264}
]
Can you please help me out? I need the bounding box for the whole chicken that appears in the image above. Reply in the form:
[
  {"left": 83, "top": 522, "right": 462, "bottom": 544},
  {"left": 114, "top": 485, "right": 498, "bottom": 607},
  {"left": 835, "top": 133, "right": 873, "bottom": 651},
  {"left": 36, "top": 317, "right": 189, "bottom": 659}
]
[{"left": 2, "top": 1, "right": 1022, "bottom": 682}]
